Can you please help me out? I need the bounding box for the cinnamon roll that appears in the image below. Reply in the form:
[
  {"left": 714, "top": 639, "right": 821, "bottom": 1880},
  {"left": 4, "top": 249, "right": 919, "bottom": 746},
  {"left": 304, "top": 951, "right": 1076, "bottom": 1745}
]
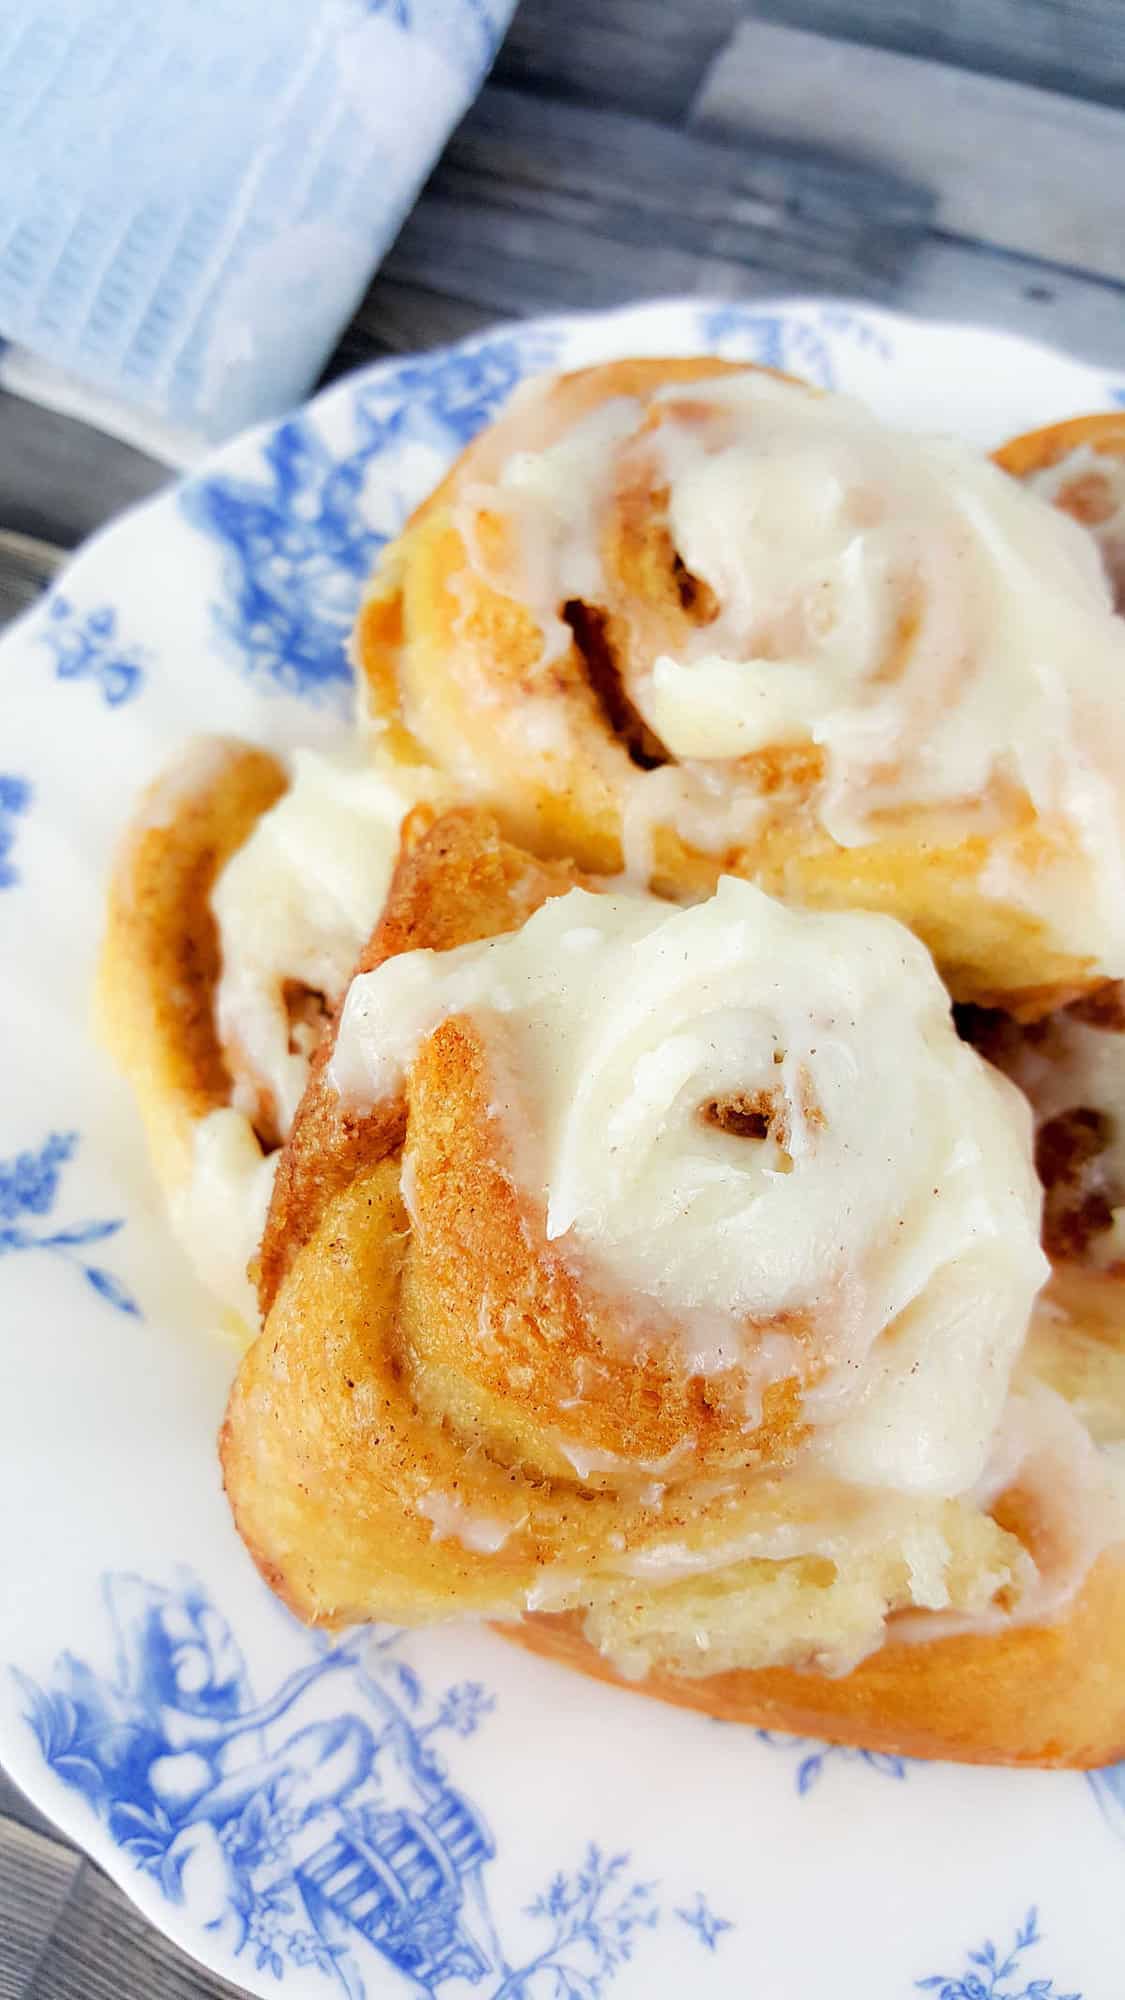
[
  {"left": 98, "top": 738, "right": 445, "bottom": 1326},
  {"left": 221, "top": 810, "right": 1125, "bottom": 1766},
  {"left": 356, "top": 360, "right": 1125, "bottom": 1017}
]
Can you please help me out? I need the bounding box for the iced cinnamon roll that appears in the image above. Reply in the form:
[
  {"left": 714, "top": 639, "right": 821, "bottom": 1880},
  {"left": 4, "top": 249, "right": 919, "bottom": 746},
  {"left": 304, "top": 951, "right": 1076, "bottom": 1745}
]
[
  {"left": 99, "top": 738, "right": 445, "bottom": 1326},
  {"left": 222, "top": 810, "right": 1125, "bottom": 1766},
  {"left": 357, "top": 359, "right": 1125, "bottom": 1016}
]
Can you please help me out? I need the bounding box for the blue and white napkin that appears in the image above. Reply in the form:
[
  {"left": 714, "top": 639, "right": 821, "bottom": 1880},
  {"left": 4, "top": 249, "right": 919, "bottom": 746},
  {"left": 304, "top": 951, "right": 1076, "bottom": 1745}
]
[{"left": 0, "top": 0, "right": 515, "bottom": 449}]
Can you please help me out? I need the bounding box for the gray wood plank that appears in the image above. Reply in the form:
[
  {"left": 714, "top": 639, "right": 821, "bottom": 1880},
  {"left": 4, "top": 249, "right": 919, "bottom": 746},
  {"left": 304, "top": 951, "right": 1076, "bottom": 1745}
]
[
  {"left": 0, "top": 1767, "right": 73, "bottom": 1846},
  {"left": 694, "top": 20, "right": 1125, "bottom": 285},
  {"left": 322, "top": 281, "right": 494, "bottom": 374},
  {"left": 377, "top": 85, "right": 931, "bottom": 315},
  {"left": 23, "top": 1859, "right": 246, "bottom": 2000},
  {"left": 0, "top": 391, "right": 168, "bottom": 550},
  {"left": 901, "top": 235, "right": 1125, "bottom": 375},
  {"left": 749, "top": 0, "right": 1125, "bottom": 114},
  {"left": 0, "top": 529, "right": 63, "bottom": 625},
  {"left": 493, "top": 0, "right": 743, "bottom": 121},
  {"left": 383, "top": 192, "right": 824, "bottom": 316},
  {"left": 0, "top": 1820, "right": 81, "bottom": 2000}
]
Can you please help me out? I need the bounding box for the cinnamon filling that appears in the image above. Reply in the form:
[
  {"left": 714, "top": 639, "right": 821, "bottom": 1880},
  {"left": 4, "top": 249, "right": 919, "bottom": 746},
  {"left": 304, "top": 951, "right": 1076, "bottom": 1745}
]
[
  {"left": 562, "top": 598, "right": 668, "bottom": 769},
  {"left": 284, "top": 978, "right": 331, "bottom": 1058},
  {"left": 671, "top": 550, "right": 719, "bottom": 624},
  {"left": 1067, "top": 980, "right": 1125, "bottom": 1030},
  {"left": 701, "top": 1091, "right": 777, "bottom": 1142},
  {"left": 1036, "top": 1107, "right": 1116, "bottom": 1261}
]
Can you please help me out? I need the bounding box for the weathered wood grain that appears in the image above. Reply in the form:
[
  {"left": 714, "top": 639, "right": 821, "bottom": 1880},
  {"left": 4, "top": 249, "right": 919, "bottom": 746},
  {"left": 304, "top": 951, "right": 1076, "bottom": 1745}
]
[
  {"left": 0, "top": 529, "right": 63, "bottom": 625},
  {"left": 901, "top": 236, "right": 1125, "bottom": 375},
  {"left": 494, "top": 0, "right": 742, "bottom": 120},
  {"left": 22, "top": 1861, "right": 246, "bottom": 1999},
  {"left": 750, "top": 0, "right": 1125, "bottom": 113},
  {"left": 0, "top": 1822, "right": 80, "bottom": 2000},
  {"left": 695, "top": 20, "right": 1125, "bottom": 286},
  {"left": 322, "top": 281, "right": 492, "bottom": 374},
  {"left": 0, "top": 392, "right": 167, "bottom": 551},
  {"left": 377, "top": 85, "right": 931, "bottom": 315}
]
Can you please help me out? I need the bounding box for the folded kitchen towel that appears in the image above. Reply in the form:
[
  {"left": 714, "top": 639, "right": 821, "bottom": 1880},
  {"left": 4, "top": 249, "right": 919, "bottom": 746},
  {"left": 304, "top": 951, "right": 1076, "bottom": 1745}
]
[{"left": 0, "top": 0, "right": 516, "bottom": 445}]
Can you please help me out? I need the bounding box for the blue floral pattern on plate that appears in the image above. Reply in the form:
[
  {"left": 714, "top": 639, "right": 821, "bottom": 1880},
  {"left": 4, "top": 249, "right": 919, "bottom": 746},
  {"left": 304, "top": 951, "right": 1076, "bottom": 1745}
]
[
  {"left": 5, "top": 300, "right": 1125, "bottom": 2000},
  {"left": 0, "top": 1133, "right": 140, "bottom": 1317},
  {"left": 755, "top": 1731, "right": 909, "bottom": 1795},
  {"left": 181, "top": 331, "right": 561, "bottom": 706},
  {"left": 14, "top": 1572, "right": 730, "bottom": 1997},
  {"left": 674, "top": 1895, "right": 733, "bottom": 1954},
  {"left": 38, "top": 596, "right": 147, "bottom": 706},
  {"left": 1087, "top": 1759, "right": 1125, "bottom": 1840},
  {"left": 696, "top": 303, "right": 894, "bottom": 390},
  {"left": 916, "top": 1908, "right": 1080, "bottom": 2000},
  {"left": 0, "top": 774, "right": 31, "bottom": 890}
]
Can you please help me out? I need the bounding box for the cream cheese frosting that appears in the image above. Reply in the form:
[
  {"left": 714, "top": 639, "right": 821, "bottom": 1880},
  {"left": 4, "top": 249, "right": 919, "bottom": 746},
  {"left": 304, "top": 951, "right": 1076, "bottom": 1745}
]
[
  {"left": 171, "top": 1107, "right": 277, "bottom": 1330},
  {"left": 461, "top": 372, "right": 1125, "bottom": 969},
  {"left": 332, "top": 875, "right": 1047, "bottom": 1498},
  {"left": 212, "top": 748, "right": 442, "bottom": 1135}
]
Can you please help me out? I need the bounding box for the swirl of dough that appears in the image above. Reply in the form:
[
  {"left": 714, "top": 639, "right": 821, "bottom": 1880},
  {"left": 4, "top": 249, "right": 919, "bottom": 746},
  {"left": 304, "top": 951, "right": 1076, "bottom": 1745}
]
[
  {"left": 332, "top": 873, "right": 1047, "bottom": 1495},
  {"left": 359, "top": 360, "right": 1125, "bottom": 1012}
]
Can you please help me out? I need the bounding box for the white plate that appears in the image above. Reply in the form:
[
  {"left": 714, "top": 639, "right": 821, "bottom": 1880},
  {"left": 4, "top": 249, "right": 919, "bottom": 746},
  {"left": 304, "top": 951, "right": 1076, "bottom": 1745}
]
[{"left": 2, "top": 298, "right": 1124, "bottom": 2000}]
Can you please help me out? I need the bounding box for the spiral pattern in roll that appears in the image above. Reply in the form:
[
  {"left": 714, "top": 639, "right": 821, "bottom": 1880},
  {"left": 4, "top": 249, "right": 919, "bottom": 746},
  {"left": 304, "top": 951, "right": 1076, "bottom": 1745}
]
[{"left": 359, "top": 359, "right": 1125, "bottom": 1013}]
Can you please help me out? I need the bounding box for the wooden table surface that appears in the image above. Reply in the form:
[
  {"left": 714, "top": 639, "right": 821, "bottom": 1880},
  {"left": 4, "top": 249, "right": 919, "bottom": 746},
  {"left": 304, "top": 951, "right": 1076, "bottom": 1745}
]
[{"left": 1, "top": 1, "right": 1123, "bottom": 1992}]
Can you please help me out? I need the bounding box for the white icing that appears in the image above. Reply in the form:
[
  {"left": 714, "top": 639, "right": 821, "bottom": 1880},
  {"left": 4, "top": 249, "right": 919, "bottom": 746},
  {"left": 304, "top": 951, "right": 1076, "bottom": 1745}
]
[
  {"left": 895, "top": 1381, "right": 1125, "bottom": 1640},
  {"left": 333, "top": 876, "right": 1047, "bottom": 1496},
  {"left": 614, "top": 1479, "right": 982, "bottom": 1604},
  {"left": 620, "top": 764, "right": 765, "bottom": 884},
  {"left": 456, "top": 397, "right": 641, "bottom": 666},
  {"left": 170, "top": 1108, "right": 277, "bottom": 1327},
  {"left": 416, "top": 1490, "right": 522, "bottom": 1554},
  {"left": 212, "top": 749, "right": 442, "bottom": 1136},
  {"left": 552, "top": 1437, "right": 690, "bottom": 1482},
  {"left": 464, "top": 372, "right": 1125, "bottom": 971}
]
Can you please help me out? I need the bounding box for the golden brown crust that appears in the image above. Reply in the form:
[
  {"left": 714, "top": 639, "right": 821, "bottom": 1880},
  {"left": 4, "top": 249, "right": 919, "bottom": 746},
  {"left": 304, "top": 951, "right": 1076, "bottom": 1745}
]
[
  {"left": 995, "top": 411, "right": 1125, "bottom": 615},
  {"left": 255, "top": 805, "right": 586, "bottom": 1315},
  {"left": 97, "top": 738, "right": 287, "bottom": 1196},
  {"left": 993, "top": 411, "right": 1125, "bottom": 482},
  {"left": 356, "top": 358, "right": 1113, "bottom": 1016},
  {"left": 222, "top": 1154, "right": 804, "bottom": 1630},
  {"left": 224, "top": 809, "right": 812, "bottom": 1619},
  {"left": 253, "top": 811, "right": 809, "bottom": 1473},
  {"left": 400, "top": 1016, "right": 806, "bottom": 1479},
  {"left": 499, "top": 1561, "right": 1125, "bottom": 1768}
]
